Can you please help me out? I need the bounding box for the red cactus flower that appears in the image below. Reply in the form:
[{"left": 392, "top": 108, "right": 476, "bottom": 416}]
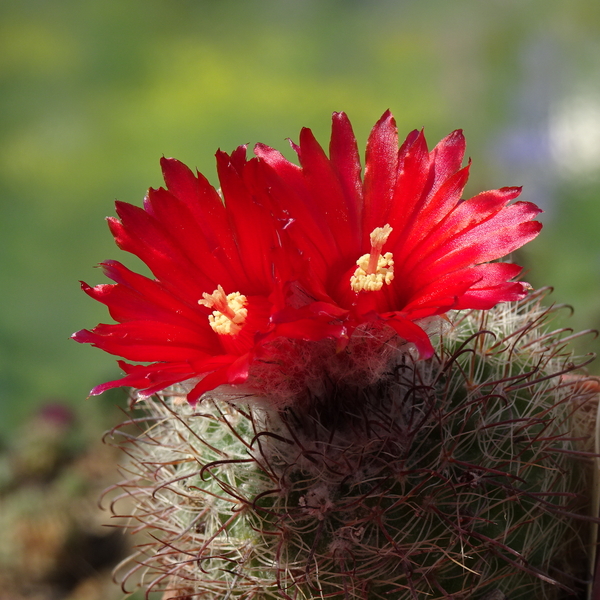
[
  {"left": 75, "top": 112, "right": 542, "bottom": 405},
  {"left": 254, "top": 111, "right": 542, "bottom": 357},
  {"left": 73, "top": 149, "right": 295, "bottom": 404}
]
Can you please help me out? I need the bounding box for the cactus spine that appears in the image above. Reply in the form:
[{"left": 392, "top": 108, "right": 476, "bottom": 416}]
[{"left": 108, "top": 289, "right": 597, "bottom": 599}]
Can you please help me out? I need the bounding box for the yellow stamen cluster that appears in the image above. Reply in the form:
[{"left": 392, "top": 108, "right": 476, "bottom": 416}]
[
  {"left": 199, "top": 285, "right": 248, "bottom": 336},
  {"left": 350, "top": 224, "right": 395, "bottom": 293},
  {"left": 351, "top": 253, "right": 395, "bottom": 292}
]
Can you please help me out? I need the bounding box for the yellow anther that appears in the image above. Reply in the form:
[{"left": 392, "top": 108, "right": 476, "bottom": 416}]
[
  {"left": 199, "top": 285, "right": 248, "bottom": 335},
  {"left": 350, "top": 224, "right": 395, "bottom": 293}
]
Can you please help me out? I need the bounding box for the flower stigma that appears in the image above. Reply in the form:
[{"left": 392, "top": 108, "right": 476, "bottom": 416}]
[
  {"left": 199, "top": 285, "right": 248, "bottom": 335},
  {"left": 350, "top": 224, "right": 395, "bottom": 293}
]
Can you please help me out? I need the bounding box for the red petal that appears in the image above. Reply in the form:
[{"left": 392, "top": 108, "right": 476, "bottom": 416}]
[
  {"left": 399, "top": 201, "right": 541, "bottom": 293},
  {"left": 329, "top": 112, "right": 362, "bottom": 233},
  {"left": 363, "top": 110, "right": 399, "bottom": 240},
  {"left": 187, "top": 365, "right": 234, "bottom": 404},
  {"left": 254, "top": 145, "right": 337, "bottom": 281},
  {"left": 73, "top": 321, "right": 215, "bottom": 362},
  {"left": 81, "top": 262, "right": 208, "bottom": 327},
  {"left": 391, "top": 164, "right": 471, "bottom": 266},
  {"left": 109, "top": 203, "right": 208, "bottom": 302},
  {"left": 388, "top": 130, "right": 431, "bottom": 241},
  {"left": 160, "top": 157, "right": 200, "bottom": 202},
  {"left": 160, "top": 157, "right": 248, "bottom": 281},
  {"left": 142, "top": 187, "right": 235, "bottom": 291},
  {"left": 89, "top": 360, "right": 197, "bottom": 397},
  {"left": 382, "top": 315, "right": 434, "bottom": 359},
  {"left": 296, "top": 126, "right": 358, "bottom": 257},
  {"left": 427, "top": 130, "right": 466, "bottom": 200},
  {"left": 216, "top": 150, "right": 279, "bottom": 290},
  {"left": 452, "top": 263, "right": 529, "bottom": 309}
]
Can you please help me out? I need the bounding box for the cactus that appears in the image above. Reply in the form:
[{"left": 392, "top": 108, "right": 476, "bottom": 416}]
[
  {"left": 107, "top": 288, "right": 596, "bottom": 600},
  {"left": 75, "top": 111, "right": 597, "bottom": 598}
]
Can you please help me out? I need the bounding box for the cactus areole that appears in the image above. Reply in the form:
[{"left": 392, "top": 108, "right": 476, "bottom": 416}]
[{"left": 78, "top": 113, "right": 597, "bottom": 598}]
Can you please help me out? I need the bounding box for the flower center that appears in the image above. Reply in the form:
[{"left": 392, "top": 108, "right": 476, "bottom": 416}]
[
  {"left": 350, "top": 224, "right": 395, "bottom": 293},
  {"left": 199, "top": 285, "right": 248, "bottom": 335}
]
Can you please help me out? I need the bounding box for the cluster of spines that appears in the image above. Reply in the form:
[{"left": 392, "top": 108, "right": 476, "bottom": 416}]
[{"left": 104, "top": 290, "right": 597, "bottom": 600}]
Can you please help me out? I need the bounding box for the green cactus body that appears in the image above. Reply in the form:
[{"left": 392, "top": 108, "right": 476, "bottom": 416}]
[{"left": 109, "top": 290, "right": 596, "bottom": 599}]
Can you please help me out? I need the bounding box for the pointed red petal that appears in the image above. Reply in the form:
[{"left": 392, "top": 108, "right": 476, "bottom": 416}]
[
  {"left": 73, "top": 321, "right": 215, "bottom": 362},
  {"left": 330, "top": 111, "right": 362, "bottom": 232},
  {"left": 296, "top": 126, "right": 358, "bottom": 257},
  {"left": 363, "top": 110, "right": 399, "bottom": 240},
  {"left": 427, "top": 130, "right": 466, "bottom": 200},
  {"left": 388, "top": 130, "right": 431, "bottom": 241},
  {"left": 160, "top": 157, "right": 200, "bottom": 202}
]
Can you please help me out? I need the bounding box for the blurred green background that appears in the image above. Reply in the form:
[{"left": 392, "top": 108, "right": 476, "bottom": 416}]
[
  {"left": 2, "top": 0, "right": 600, "bottom": 437},
  {"left": 2, "top": 1, "right": 600, "bottom": 597}
]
